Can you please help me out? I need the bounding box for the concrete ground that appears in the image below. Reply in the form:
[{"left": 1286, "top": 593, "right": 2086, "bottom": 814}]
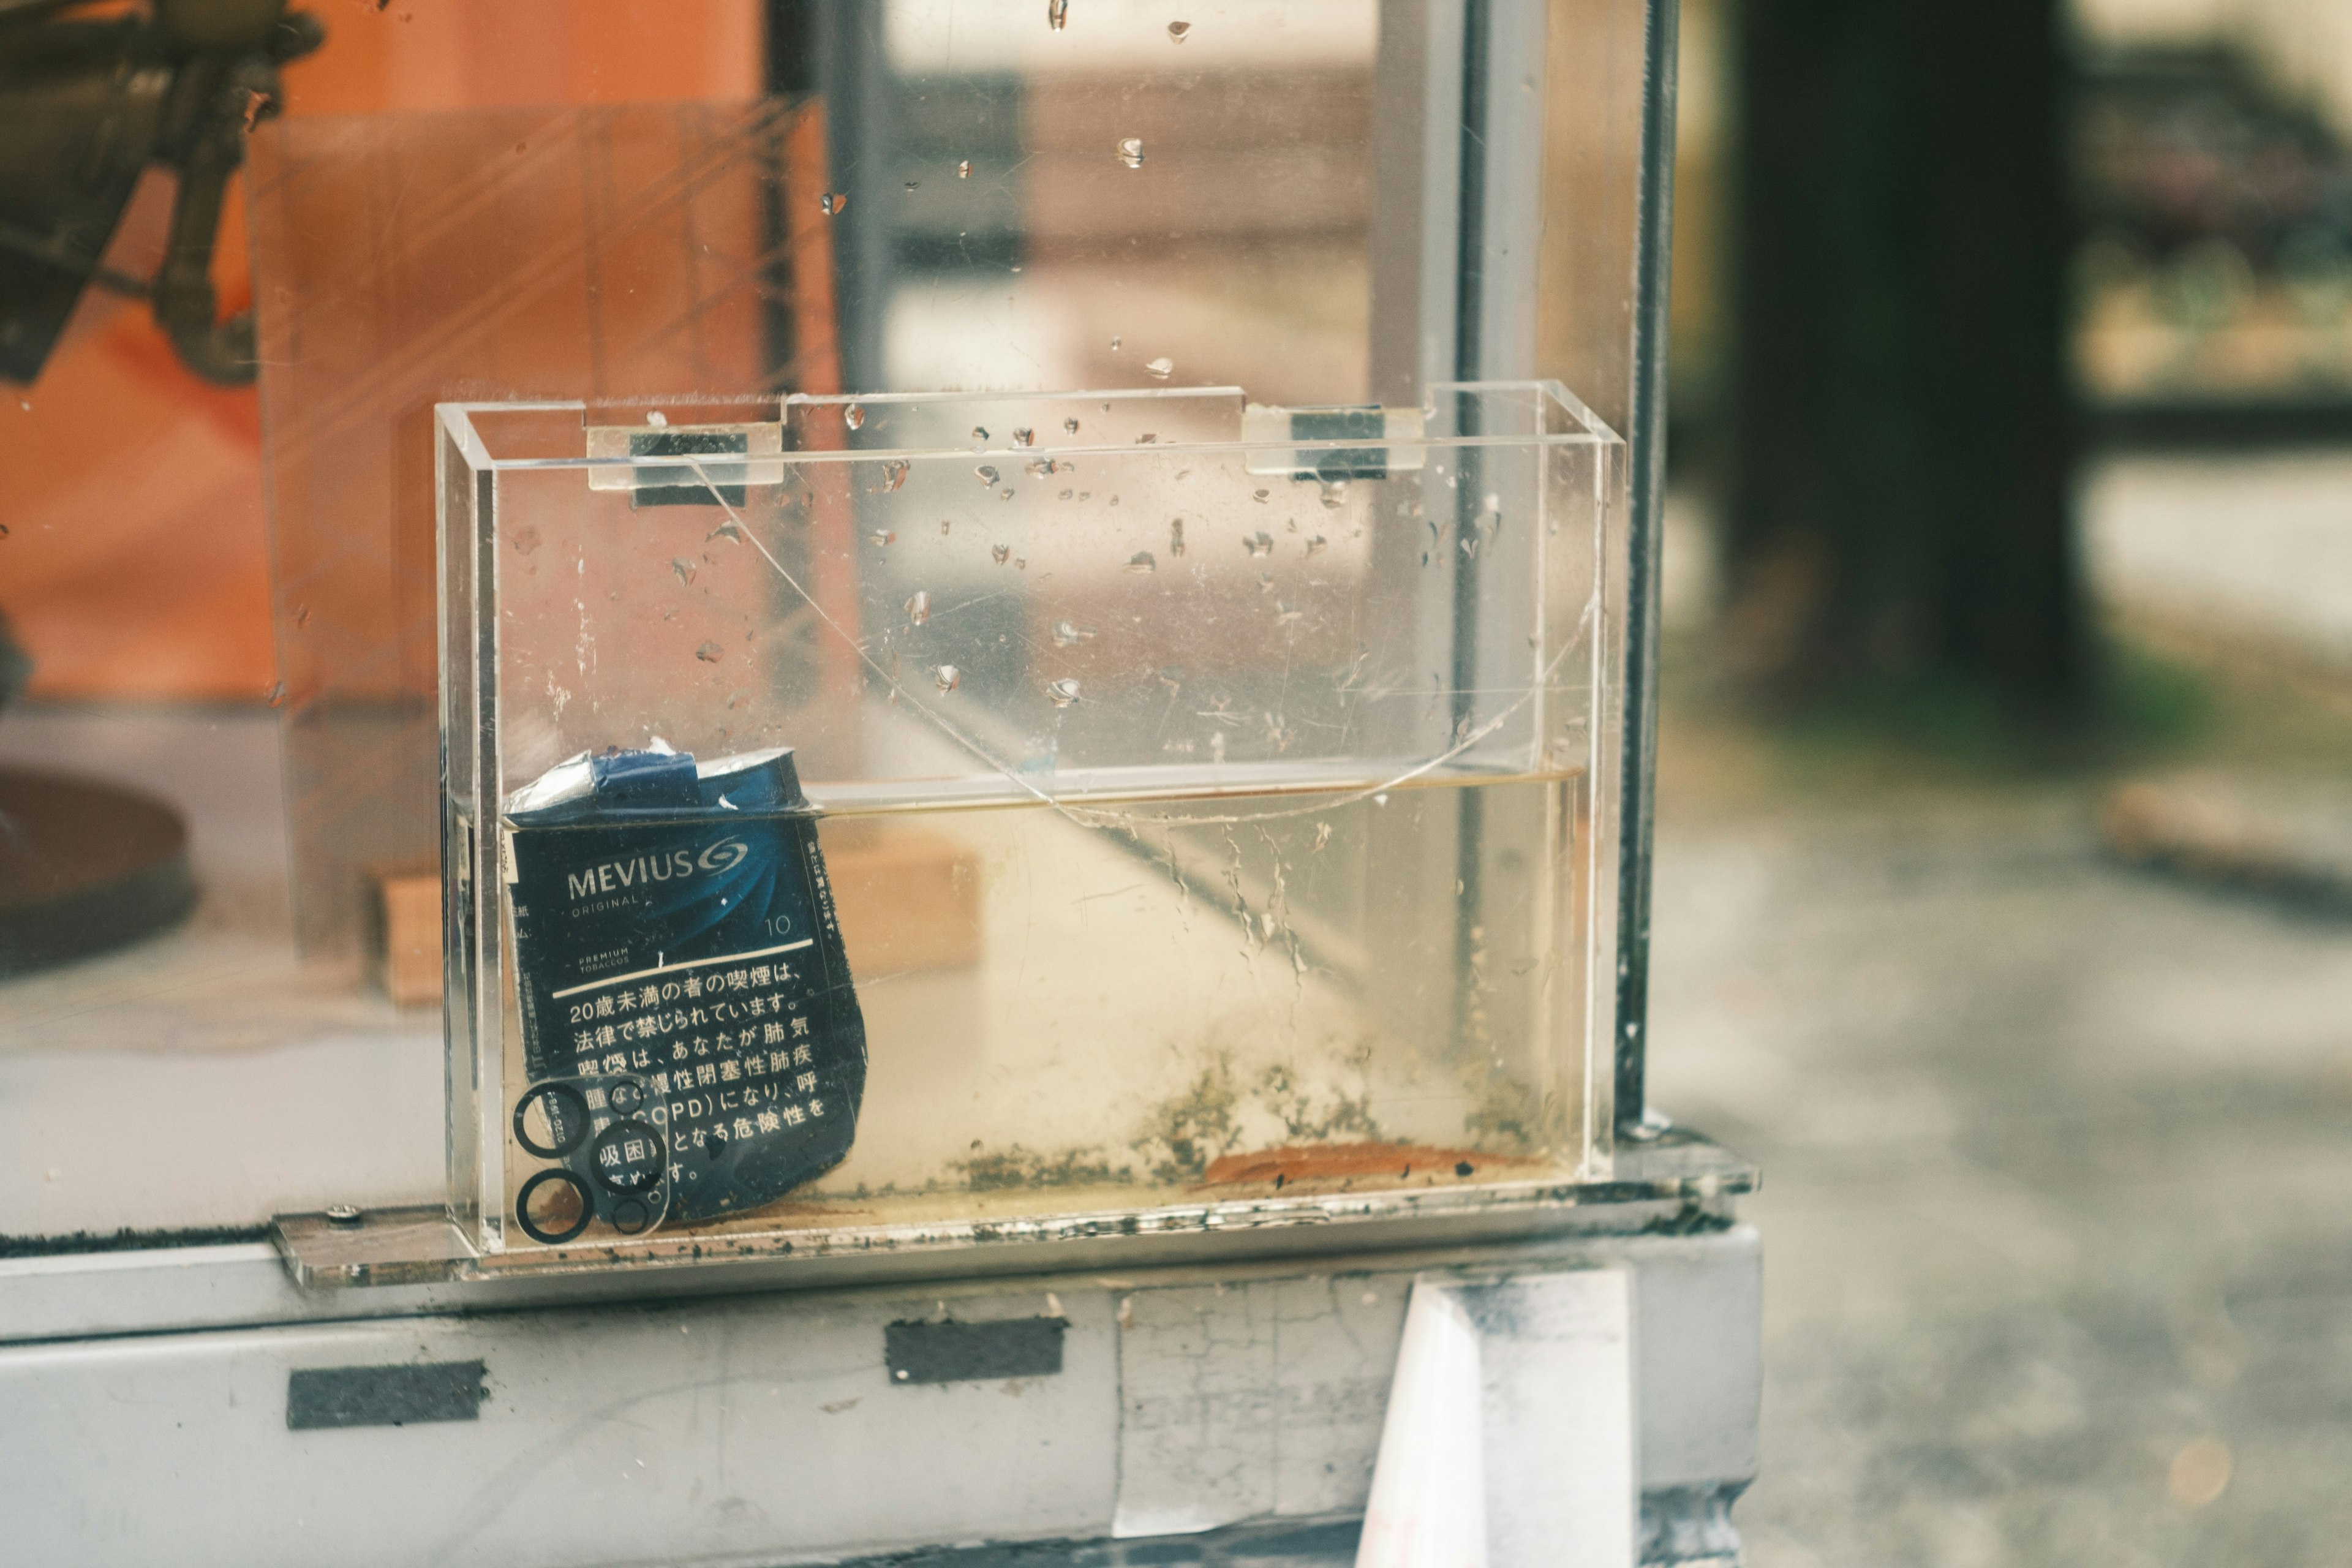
[
  {"left": 1648, "top": 450, "right": 2352, "bottom": 1567},
  {"left": 1650, "top": 798, "right": 2352, "bottom": 1567}
]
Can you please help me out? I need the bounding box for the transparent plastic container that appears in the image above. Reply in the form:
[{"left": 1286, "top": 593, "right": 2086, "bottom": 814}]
[{"left": 437, "top": 382, "right": 1625, "bottom": 1268}]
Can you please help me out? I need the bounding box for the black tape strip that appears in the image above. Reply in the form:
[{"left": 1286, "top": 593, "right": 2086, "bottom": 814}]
[
  {"left": 287, "top": 1360, "right": 486, "bottom": 1430},
  {"left": 885, "top": 1318, "right": 1068, "bottom": 1385},
  {"left": 629, "top": 429, "right": 748, "bottom": 508},
  {"left": 1291, "top": 406, "right": 1387, "bottom": 481}
]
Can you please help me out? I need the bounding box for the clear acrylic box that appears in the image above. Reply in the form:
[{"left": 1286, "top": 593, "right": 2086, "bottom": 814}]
[{"left": 435, "top": 381, "right": 1626, "bottom": 1270}]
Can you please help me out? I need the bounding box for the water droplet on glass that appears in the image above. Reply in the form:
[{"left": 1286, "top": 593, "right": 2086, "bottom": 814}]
[
  {"left": 1025, "top": 457, "right": 1058, "bottom": 477},
  {"left": 1047, "top": 0, "right": 1069, "bottom": 28},
  {"left": 906, "top": 590, "right": 930, "bottom": 625},
  {"left": 1144, "top": 355, "right": 1174, "bottom": 379},
  {"left": 1000, "top": 488, "right": 1015, "bottom": 501},
  {"left": 1109, "top": 336, "right": 1122, "bottom": 352},
  {"left": 1051, "top": 620, "right": 1096, "bottom": 646},
  {"left": 1305, "top": 535, "right": 1327, "bottom": 557},
  {"left": 972, "top": 426, "right": 989, "bottom": 444},
  {"left": 992, "top": 543, "right": 1011, "bottom": 565},
  {"left": 1058, "top": 489, "right": 1074, "bottom": 501},
  {"left": 1373, "top": 792, "right": 1389, "bottom": 805},
  {"left": 904, "top": 179, "right": 919, "bottom": 192},
  {"left": 695, "top": 641, "right": 724, "bottom": 663},
  {"left": 883, "top": 459, "right": 909, "bottom": 491},
  {"left": 645, "top": 410, "right": 668, "bottom": 428},
  {"left": 976, "top": 465, "right": 999, "bottom": 486},
  {"left": 263, "top": 680, "right": 287, "bottom": 707},
  {"left": 1169, "top": 518, "right": 1186, "bottom": 556},
  {"left": 1169, "top": 19, "right": 1191, "bottom": 41},
  {"left": 845, "top": 403, "right": 865, "bottom": 430},
  {"left": 1252, "top": 488, "right": 1269, "bottom": 503},
  {"left": 294, "top": 604, "right": 311, "bottom": 628},
  {"left": 934, "top": 664, "right": 962, "bottom": 693},
  {"left": 1210, "top": 730, "right": 1227, "bottom": 764},
  {"left": 1275, "top": 602, "right": 1303, "bottom": 625},
  {"left": 673, "top": 557, "right": 698, "bottom": 586},
  {"left": 1257, "top": 572, "right": 1275, "bottom": 594},
  {"left": 1012, "top": 426, "right": 1035, "bottom": 447},
  {"left": 513, "top": 524, "right": 543, "bottom": 555},
  {"left": 958, "top": 159, "right": 973, "bottom": 179},
  {"left": 1134, "top": 433, "right": 1156, "bottom": 445},
  {"left": 820, "top": 192, "right": 848, "bottom": 216},
  {"left": 940, "top": 519, "right": 953, "bottom": 535},
  {"left": 1245, "top": 531, "right": 1273, "bottom": 557},
  {"left": 1312, "top": 821, "right": 1332, "bottom": 851},
  {"left": 1014, "top": 556, "right": 1028, "bottom": 569},
  {"left": 1064, "top": 417, "right": 1081, "bottom": 434},
  {"left": 1047, "top": 678, "right": 1081, "bottom": 707},
  {"left": 1320, "top": 480, "right": 1348, "bottom": 510},
  {"left": 1117, "top": 137, "right": 1145, "bottom": 170},
  {"left": 871, "top": 529, "right": 897, "bottom": 547},
  {"left": 1125, "top": 551, "right": 1156, "bottom": 573}
]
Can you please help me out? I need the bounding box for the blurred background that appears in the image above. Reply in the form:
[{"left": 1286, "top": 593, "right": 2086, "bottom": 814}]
[
  {"left": 2, "top": 0, "right": 2350, "bottom": 1559},
  {"left": 1653, "top": 1, "right": 2352, "bottom": 1564}
]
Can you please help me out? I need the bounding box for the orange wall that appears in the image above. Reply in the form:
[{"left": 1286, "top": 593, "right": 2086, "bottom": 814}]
[{"left": 0, "top": 0, "right": 763, "bottom": 702}]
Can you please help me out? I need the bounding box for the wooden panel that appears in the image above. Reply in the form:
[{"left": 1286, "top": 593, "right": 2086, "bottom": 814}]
[{"left": 368, "top": 826, "right": 983, "bottom": 1008}]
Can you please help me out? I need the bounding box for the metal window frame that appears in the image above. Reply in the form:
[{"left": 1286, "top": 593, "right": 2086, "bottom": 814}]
[{"left": 1616, "top": 0, "right": 1678, "bottom": 1138}]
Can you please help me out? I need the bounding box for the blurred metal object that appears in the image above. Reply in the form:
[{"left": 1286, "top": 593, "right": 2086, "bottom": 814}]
[
  {"left": 0, "top": 0, "right": 320, "bottom": 385},
  {"left": 0, "top": 766, "right": 197, "bottom": 976},
  {"left": 0, "top": 605, "right": 199, "bottom": 973}
]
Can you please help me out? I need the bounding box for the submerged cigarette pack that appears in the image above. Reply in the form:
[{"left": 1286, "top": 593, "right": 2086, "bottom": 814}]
[{"left": 499, "top": 744, "right": 864, "bottom": 1240}]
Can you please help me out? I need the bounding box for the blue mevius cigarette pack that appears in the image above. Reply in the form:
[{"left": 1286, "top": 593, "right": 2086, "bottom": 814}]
[{"left": 503, "top": 743, "right": 865, "bottom": 1225}]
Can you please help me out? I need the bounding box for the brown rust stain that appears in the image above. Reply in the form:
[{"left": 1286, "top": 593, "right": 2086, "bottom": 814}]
[{"left": 1194, "top": 1142, "right": 1543, "bottom": 1192}]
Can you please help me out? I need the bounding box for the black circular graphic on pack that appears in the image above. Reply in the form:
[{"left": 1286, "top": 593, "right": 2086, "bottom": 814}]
[
  {"left": 588, "top": 1118, "right": 666, "bottom": 1196},
  {"left": 513, "top": 1080, "right": 592, "bottom": 1159},
  {"left": 514, "top": 1168, "right": 594, "bottom": 1245},
  {"left": 609, "top": 1198, "right": 652, "bottom": 1235},
  {"left": 606, "top": 1078, "right": 648, "bottom": 1117}
]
